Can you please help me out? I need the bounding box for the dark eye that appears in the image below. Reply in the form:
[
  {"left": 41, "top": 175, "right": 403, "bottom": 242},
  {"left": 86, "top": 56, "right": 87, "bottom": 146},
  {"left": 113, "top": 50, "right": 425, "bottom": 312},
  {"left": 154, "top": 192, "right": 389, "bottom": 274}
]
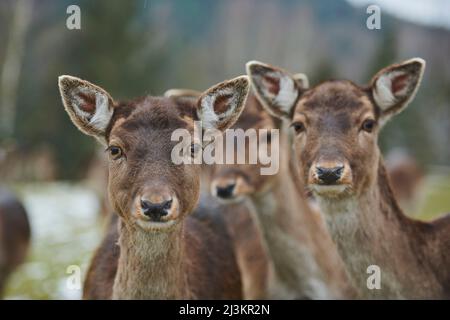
[
  {"left": 361, "top": 119, "right": 376, "bottom": 132},
  {"left": 291, "top": 121, "right": 305, "bottom": 134},
  {"left": 107, "top": 146, "right": 123, "bottom": 160},
  {"left": 190, "top": 143, "right": 201, "bottom": 157}
]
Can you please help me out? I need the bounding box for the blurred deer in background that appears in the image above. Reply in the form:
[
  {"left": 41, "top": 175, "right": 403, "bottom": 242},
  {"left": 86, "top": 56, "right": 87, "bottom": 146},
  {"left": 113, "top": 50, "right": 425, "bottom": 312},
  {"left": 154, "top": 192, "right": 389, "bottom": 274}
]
[
  {"left": 58, "top": 75, "right": 249, "bottom": 299},
  {"left": 248, "top": 58, "right": 450, "bottom": 298},
  {"left": 385, "top": 149, "right": 424, "bottom": 215},
  {"left": 165, "top": 89, "right": 269, "bottom": 299},
  {"left": 0, "top": 186, "right": 31, "bottom": 297},
  {"left": 209, "top": 90, "right": 354, "bottom": 299}
]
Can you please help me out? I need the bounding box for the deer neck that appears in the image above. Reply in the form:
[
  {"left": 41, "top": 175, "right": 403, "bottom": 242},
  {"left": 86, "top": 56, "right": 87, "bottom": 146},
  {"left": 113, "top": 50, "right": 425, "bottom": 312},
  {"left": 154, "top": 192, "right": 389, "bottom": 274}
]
[
  {"left": 317, "top": 158, "right": 445, "bottom": 298},
  {"left": 112, "top": 220, "right": 188, "bottom": 299},
  {"left": 249, "top": 137, "right": 330, "bottom": 299}
]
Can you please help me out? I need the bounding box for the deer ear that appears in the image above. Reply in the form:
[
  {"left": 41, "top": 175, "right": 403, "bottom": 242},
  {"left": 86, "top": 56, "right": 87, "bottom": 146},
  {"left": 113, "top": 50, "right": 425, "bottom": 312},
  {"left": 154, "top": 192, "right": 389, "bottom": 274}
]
[
  {"left": 164, "top": 88, "right": 202, "bottom": 99},
  {"left": 246, "top": 61, "right": 305, "bottom": 119},
  {"left": 58, "top": 75, "right": 115, "bottom": 143},
  {"left": 197, "top": 76, "right": 249, "bottom": 131},
  {"left": 371, "top": 58, "right": 425, "bottom": 122},
  {"left": 292, "top": 73, "right": 310, "bottom": 90},
  {"left": 164, "top": 88, "right": 202, "bottom": 105}
]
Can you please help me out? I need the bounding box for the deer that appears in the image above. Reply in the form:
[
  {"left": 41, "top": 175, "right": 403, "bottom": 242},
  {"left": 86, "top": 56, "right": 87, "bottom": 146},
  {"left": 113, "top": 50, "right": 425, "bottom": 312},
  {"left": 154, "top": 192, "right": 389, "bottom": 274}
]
[
  {"left": 163, "top": 89, "right": 270, "bottom": 300},
  {"left": 58, "top": 74, "right": 250, "bottom": 299},
  {"left": 208, "top": 90, "right": 355, "bottom": 299},
  {"left": 385, "top": 149, "right": 424, "bottom": 215},
  {"left": 0, "top": 186, "right": 31, "bottom": 297},
  {"left": 247, "top": 58, "right": 450, "bottom": 299}
]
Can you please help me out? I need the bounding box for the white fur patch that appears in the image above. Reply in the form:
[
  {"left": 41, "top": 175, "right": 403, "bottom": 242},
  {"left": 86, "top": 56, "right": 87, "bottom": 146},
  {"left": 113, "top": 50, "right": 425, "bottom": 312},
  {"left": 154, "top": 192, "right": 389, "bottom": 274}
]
[
  {"left": 274, "top": 74, "right": 298, "bottom": 112},
  {"left": 91, "top": 93, "right": 113, "bottom": 131},
  {"left": 72, "top": 87, "right": 113, "bottom": 132},
  {"left": 200, "top": 87, "right": 236, "bottom": 129},
  {"left": 373, "top": 72, "right": 399, "bottom": 110},
  {"left": 311, "top": 184, "right": 347, "bottom": 195},
  {"left": 292, "top": 73, "right": 310, "bottom": 90}
]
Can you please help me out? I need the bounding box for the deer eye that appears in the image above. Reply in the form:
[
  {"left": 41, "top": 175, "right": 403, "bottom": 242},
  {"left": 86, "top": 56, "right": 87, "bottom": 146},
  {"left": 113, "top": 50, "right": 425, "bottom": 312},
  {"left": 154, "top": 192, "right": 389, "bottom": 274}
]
[
  {"left": 361, "top": 119, "right": 376, "bottom": 133},
  {"left": 190, "top": 143, "right": 201, "bottom": 158},
  {"left": 291, "top": 121, "right": 306, "bottom": 134},
  {"left": 107, "top": 146, "right": 123, "bottom": 160}
]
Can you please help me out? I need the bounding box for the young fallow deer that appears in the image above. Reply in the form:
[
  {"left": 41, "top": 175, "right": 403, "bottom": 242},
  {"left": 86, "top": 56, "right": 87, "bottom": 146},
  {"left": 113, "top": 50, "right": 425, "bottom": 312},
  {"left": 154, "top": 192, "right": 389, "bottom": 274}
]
[
  {"left": 248, "top": 58, "right": 450, "bottom": 299},
  {"left": 164, "top": 89, "right": 269, "bottom": 300},
  {"left": 0, "top": 186, "right": 31, "bottom": 297},
  {"left": 210, "top": 91, "right": 354, "bottom": 299},
  {"left": 58, "top": 74, "right": 249, "bottom": 299}
]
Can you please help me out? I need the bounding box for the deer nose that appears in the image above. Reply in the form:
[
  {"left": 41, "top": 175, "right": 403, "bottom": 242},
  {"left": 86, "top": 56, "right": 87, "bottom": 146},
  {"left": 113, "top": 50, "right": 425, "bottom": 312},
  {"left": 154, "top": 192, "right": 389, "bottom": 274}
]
[
  {"left": 140, "top": 199, "right": 172, "bottom": 221},
  {"left": 216, "top": 183, "right": 236, "bottom": 199},
  {"left": 316, "top": 166, "right": 344, "bottom": 185}
]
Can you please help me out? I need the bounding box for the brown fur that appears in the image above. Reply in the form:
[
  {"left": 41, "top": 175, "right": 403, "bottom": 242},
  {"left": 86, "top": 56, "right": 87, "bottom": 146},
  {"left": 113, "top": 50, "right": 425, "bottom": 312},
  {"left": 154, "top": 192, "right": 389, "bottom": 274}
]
[
  {"left": 212, "top": 93, "right": 355, "bottom": 299},
  {"left": 249, "top": 59, "right": 450, "bottom": 298},
  {"left": 59, "top": 76, "right": 249, "bottom": 299},
  {"left": 83, "top": 214, "right": 119, "bottom": 299},
  {"left": 385, "top": 152, "right": 424, "bottom": 214},
  {"left": 0, "top": 187, "right": 31, "bottom": 297},
  {"left": 167, "top": 90, "right": 270, "bottom": 300}
]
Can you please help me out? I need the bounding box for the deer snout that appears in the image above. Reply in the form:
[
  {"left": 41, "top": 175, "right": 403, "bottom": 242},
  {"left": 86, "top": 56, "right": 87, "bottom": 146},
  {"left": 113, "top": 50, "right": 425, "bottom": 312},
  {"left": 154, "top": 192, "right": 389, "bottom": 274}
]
[
  {"left": 140, "top": 199, "right": 172, "bottom": 221},
  {"left": 211, "top": 175, "right": 253, "bottom": 203},
  {"left": 316, "top": 165, "right": 344, "bottom": 185},
  {"left": 137, "top": 185, "right": 179, "bottom": 223},
  {"left": 216, "top": 183, "right": 236, "bottom": 199}
]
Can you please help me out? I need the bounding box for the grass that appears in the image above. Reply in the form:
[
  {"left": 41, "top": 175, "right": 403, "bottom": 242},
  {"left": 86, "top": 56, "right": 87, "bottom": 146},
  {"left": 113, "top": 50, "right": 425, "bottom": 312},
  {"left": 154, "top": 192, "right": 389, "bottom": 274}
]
[{"left": 4, "top": 183, "right": 102, "bottom": 300}]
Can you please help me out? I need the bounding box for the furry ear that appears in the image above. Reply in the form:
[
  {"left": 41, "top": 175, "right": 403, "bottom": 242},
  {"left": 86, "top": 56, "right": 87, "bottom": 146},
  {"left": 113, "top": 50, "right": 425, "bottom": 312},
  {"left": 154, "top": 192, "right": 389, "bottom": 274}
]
[
  {"left": 292, "top": 73, "right": 310, "bottom": 90},
  {"left": 197, "top": 76, "right": 249, "bottom": 131},
  {"left": 164, "top": 88, "right": 202, "bottom": 99},
  {"left": 164, "top": 88, "right": 202, "bottom": 105},
  {"left": 246, "top": 61, "right": 306, "bottom": 119},
  {"left": 58, "top": 75, "right": 115, "bottom": 143},
  {"left": 371, "top": 58, "right": 425, "bottom": 122}
]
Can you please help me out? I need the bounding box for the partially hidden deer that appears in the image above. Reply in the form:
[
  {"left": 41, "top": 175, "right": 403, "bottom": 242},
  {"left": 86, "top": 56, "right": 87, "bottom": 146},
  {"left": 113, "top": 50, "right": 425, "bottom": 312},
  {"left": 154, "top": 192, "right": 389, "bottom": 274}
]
[
  {"left": 385, "top": 149, "right": 424, "bottom": 215},
  {"left": 164, "top": 89, "right": 269, "bottom": 299},
  {"left": 58, "top": 75, "right": 250, "bottom": 299},
  {"left": 208, "top": 88, "right": 355, "bottom": 299},
  {"left": 0, "top": 186, "right": 31, "bottom": 297},
  {"left": 248, "top": 58, "right": 450, "bottom": 298}
]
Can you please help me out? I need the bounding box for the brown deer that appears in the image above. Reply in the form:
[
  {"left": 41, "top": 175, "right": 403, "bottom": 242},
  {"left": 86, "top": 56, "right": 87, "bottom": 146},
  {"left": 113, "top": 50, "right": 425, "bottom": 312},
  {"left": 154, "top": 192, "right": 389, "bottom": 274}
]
[
  {"left": 247, "top": 58, "right": 450, "bottom": 299},
  {"left": 210, "top": 91, "right": 354, "bottom": 299},
  {"left": 163, "top": 89, "right": 270, "bottom": 300},
  {"left": 58, "top": 75, "right": 249, "bottom": 299},
  {"left": 0, "top": 186, "right": 31, "bottom": 297},
  {"left": 385, "top": 149, "right": 424, "bottom": 215}
]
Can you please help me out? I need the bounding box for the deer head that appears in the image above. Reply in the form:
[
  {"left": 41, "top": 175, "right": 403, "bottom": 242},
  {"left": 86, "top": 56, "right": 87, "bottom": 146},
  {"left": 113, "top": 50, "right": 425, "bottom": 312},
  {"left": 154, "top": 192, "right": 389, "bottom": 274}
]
[
  {"left": 59, "top": 75, "right": 249, "bottom": 231},
  {"left": 210, "top": 94, "right": 281, "bottom": 203},
  {"left": 247, "top": 58, "right": 425, "bottom": 199}
]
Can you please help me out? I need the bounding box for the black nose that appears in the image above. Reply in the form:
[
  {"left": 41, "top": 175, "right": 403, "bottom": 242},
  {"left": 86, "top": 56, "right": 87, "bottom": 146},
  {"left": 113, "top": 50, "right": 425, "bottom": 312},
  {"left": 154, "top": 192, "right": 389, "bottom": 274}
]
[
  {"left": 316, "top": 166, "right": 344, "bottom": 185},
  {"left": 140, "top": 199, "right": 172, "bottom": 220},
  {"left": 216, "top": 183, "right": 236, "bottom": 199}
]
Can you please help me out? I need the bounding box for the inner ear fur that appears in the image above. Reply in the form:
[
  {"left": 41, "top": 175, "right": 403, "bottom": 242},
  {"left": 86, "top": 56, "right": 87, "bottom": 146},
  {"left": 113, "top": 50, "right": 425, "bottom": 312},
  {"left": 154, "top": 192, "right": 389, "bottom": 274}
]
[
  {"left": 58, "top": 75, "right": 115, "bottom": 142},
  {"left": 371, "top": 58, "right": 425, "bottom": 119}
]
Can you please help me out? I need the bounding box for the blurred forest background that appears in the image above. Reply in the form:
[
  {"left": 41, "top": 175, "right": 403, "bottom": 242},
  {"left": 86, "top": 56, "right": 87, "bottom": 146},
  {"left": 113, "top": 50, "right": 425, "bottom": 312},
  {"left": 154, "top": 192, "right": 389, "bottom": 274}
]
[
  {"left": 0, "top": 0, "right": 449, "bottom": 299},
  {"left": 1, "top": 0, "right": 450, "bottom": 180}
]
